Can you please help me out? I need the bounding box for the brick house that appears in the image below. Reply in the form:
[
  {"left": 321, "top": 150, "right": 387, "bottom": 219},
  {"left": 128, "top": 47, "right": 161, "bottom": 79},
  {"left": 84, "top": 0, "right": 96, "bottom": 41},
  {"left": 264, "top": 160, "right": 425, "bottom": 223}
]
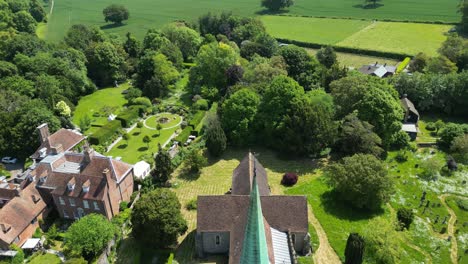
[
  {"left": 196, "top": 153, "right": 310, "bottom": 263},
  {"left": 0, "top": 124, "right": 134, "bottom": 249}
]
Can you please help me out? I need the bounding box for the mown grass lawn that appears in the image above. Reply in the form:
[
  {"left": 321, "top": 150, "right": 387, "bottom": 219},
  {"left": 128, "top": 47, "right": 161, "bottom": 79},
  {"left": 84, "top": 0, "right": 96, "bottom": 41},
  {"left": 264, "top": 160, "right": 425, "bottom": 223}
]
[
  {"left": 262, "top": 16, "right": 370, "bottom": 45},
  {"left": 45, "top": 0, "right": 458, "bottom": 42},
  {"left": 106, "top": 116, "right": 180, "bottom": 164},
  {"left": 336, "top": 21, "right": 452, "bottom": 56},
  {"left": 306, "top": 48, "right": 399, "bottom": 68},
  {"left": 72, "top": 84, "right": 129, "bottom": 134},
  {"left": 28, "top": 253, "right": 61, "bottom": 264}
]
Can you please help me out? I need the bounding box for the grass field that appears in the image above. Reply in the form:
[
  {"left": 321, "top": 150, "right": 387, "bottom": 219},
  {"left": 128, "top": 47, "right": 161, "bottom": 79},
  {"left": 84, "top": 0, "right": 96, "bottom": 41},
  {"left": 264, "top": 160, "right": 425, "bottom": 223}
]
[
  {"left": 45, "top": 0, "right": 459, "bottom": 42},
  {"left": 72, "top": 85, "right": 128, "bottom": 134},
  {"left": 306, "top": 48, "right": 399, "bottom": 68},
  {"left": 261, "top": 16, "right": 370, "bottom": 45},
  {"left": 28, "top": 253, "right": 61, "bottom": 264},
  {"left": 336, "top": 21, "right": 452, "bottom": 56},
  {"left": 263, "top": 16, "right": 452, "bottom": 56}
]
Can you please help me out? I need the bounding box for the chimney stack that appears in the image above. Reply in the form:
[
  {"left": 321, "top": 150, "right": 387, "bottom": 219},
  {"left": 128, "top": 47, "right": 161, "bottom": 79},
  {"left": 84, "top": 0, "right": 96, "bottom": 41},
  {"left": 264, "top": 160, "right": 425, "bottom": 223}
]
[
  {"left": 50, "top": 144, "right": 64, "bottom": 155},
  {"left": 83, "top": 144, "right": 93, "bottom": 164},
  {"left": 37, "top": 123, "right": 50, "bottom": 144},
  {"left": 1, "top": 224, "right": 11, "bottom": 233}
]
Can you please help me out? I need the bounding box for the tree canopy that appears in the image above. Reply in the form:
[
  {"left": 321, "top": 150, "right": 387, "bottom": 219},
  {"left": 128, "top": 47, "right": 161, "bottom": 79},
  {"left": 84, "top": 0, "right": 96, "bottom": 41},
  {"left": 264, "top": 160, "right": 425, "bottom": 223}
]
[
  {"left": 131, "top": 189, "right": 187, "bottom": 248},
  {"left": 103, "top": 4, "right": 129, "bottom": 24},
  {"left": 261, "top": 0, "right": 294, "bottom": 11},
  {"left": 64, "top": 214, "right": 115, "bottom": 259},
  {"left": 325, "top": 154, "right": 394, "bottom": 210}
]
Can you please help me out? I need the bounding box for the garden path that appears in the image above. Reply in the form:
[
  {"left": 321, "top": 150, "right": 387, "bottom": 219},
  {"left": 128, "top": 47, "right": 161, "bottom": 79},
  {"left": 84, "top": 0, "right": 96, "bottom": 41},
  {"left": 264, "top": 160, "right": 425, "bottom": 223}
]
[
  {"left": 308, "top": 205, "right": 342, "bottom": 264},
  {"left": 439, "top": 194, "right": 458, "bottom": 264}
]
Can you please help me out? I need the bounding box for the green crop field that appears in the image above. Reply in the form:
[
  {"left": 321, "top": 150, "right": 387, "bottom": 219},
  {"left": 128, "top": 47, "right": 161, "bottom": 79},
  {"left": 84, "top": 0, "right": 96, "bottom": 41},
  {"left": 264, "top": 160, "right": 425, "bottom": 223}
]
[
  {"left": 261, "top": 16, "right": 370, "bottom": 45},
  {"left": 45, "top": 0, "right": 458, "bottom": 42},
  {"left": 263, "top": 16, "right": 452, "bottom": 56},
  {"left": 336, "top": 21, "right": 453, "bottom": 56}
]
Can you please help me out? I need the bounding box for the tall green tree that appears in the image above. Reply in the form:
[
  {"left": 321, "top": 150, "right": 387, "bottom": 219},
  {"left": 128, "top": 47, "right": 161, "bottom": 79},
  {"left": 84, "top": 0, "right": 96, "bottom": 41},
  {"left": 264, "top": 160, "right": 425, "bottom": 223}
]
[
  {"left": 460, "top": 0, "right": 468, "bottom": 33},
  {"left": 325, "top": 154, "right": 394, "bottom": 210},
  {"left": 86, "top": 41, "right": 126, "bottom": 86},
  {"left": 64, "top": 214, "right": 115, "bottom": 260},
  {"left": 408, "top": 52, "right": 428, "bottom": 73},
  {"left": 335, "top": 112, "right": 383, "bottom": 158},
  {"left": 151, "top": 145, "right": 173, "bottom": 183},
  {"left": 162, "top": 24, "right": 202, "bottom": 61},
  {"left": 344, "top": 233, "right": 364, "bottom": 264},
  {"left": 29, "top": 0, "right": 46, "bottom": 22},
  {"left": 103, "top": 4, "right": 129, "bottom": 24},
  {"left": 277, "top": 44, "right": 321, "bottom": 89},
  {"left": 261, "top": 0, "right": 294, "bottom": 11},
  {"left": 221, "top": 88, "right": 260, "bottom": 146},
  {"left": 204, "top": 113, "right": 227, "bottom": 157},
  {"left": 64, "top": 24, "right": 106, "bottom": 52},
  {"left": 124, "top": 32, "right": 140, "bottom": 58},
  {"left": 425, "top": 56, "right": 458, "bottom": 74},
  {"left": 316, "top": 46, "right": 337, "bottom": 68},
  {"left": 131, "top": 189, "right": 187, "bottom": 248},
  {"left": 12, "top": 11, "right": 36, "bottom": 33},
  {"left": 363, "top": 217, "right": 403, "bottom": 264},
  {"left": 184, "top": 148, "right": 207, "bottom": 172}
]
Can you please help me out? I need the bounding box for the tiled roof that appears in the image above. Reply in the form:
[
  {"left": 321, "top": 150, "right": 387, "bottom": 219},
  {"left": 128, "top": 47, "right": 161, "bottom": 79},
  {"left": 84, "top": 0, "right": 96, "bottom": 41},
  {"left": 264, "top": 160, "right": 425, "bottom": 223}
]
[
  {"left": 232, "top": 153, "right": 270, "bottom": 196},
  {"left": 400, "top": 97, "right": 420, "bottom": 117},
  {"left": 31, "top": 129, "right": 84, "bottom": 159},
  {"left": 0, "top": 183, "right": 47, "bottom": 244}
]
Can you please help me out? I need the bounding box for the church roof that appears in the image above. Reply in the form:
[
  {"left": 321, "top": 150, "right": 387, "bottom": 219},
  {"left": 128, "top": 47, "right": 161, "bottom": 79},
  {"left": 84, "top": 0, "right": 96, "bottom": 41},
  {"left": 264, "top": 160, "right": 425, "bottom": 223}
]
[
  {"left": 232, "top": 153, "right": 270, "bottom": 196},
  {"left": 239, "top": 167, "right": 270, "bottom": 264}
]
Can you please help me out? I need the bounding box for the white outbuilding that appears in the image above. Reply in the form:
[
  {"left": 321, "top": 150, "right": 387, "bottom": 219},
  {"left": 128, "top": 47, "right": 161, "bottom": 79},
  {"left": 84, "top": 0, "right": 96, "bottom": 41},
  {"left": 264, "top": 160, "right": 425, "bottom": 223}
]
[{"left": 133, "top": 161, "right": 151, "bottom": 179}]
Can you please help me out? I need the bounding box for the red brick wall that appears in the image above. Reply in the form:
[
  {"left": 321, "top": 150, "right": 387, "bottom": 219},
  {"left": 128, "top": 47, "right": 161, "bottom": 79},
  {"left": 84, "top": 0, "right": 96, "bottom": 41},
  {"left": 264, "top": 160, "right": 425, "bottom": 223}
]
[{"left": 118, "top": 171, "right": 134, "bottom": 202}]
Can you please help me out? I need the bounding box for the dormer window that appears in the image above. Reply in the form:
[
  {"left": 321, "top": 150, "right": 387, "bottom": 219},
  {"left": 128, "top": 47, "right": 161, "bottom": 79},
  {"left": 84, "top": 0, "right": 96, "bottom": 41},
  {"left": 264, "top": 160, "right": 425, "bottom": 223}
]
[
  {"left": 67, "top": 178, "right": 76, "bottom": 191},
  {"left": 39, "top": 176, "right": 47, "bottom": 184},
  {"left": 82, "top": 180, "right": 91, "bottom": 193}
]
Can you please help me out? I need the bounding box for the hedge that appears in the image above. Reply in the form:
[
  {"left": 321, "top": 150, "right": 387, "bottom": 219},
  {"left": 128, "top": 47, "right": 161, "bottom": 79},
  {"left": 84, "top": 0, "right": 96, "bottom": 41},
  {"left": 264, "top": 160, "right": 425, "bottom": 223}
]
[
  {"left": 89, "top": 120, "right": 122, "bottom": 145},
  {"left": 175, "top": 126, "right": 192, "bottom": 144},
  {"left": 274, "top": 14, "right": 458, "bottom": 25},
  {"left": 396, "top": 57, "right": 411, "bottom": 74},
  {"left": 116, "top": 106, "right": 141, "bottom": 128},
  {"left": 189, "top": 111, "right": 205, "bottom": 128},
  {"left": 276, "top": 38, "right": 412, "bottom": 59}
]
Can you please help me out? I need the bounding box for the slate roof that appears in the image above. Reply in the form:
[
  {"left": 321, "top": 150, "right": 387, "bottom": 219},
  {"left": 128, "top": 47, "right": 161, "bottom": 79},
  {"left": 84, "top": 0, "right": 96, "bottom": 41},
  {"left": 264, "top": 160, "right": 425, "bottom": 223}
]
[
  {"left": 31, "top": 129, "right": 85, "bottom": 159},
  {"left": 232, "top": 153, "right": 270, "bottom": 196},
  {"left": 400, "top": 97, "right": 419, "bottom": 117},
  {"left": 358, "top": 64, "right": 396, "bottom": 78}
]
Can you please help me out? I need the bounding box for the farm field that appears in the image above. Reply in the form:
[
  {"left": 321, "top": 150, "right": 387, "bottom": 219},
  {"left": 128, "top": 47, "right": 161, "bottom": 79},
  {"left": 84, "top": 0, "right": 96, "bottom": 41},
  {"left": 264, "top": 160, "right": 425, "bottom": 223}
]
[
  {"left": 336, "top": 21, "right": 453, "bottom": 56},
  {"left": 305, "top": 48, "right": 399, "bottom": 68},
  {"left": 261, "top": 16, "right": 370, "bottom": 45},
  {"left": 45, "top": 0, "right": 459, "bottom": 42},
  {"left": 263, "top": 16, "right": 453, "bottom": 56}
]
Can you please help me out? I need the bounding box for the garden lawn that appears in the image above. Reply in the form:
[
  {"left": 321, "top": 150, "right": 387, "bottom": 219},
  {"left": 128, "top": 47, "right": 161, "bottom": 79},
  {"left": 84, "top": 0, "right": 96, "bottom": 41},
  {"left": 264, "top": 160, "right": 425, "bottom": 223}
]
[
  {"left": 72, "top": 84, "right": 128, "bottom": 134},
  {"left": 306, "top": 48, "right": 399, "bottom": 68},
  {"left": 45, "top": 0, "right": 458, "bottom": 42},
  {"left": 261, "top": 16, "right": 370, "bottom": 45},
  {"left": 144, "top": 113, "right": 182, "bottom": 129},
  {"left": 28, "top": 253, "right": 61, "bottom": 264},
  {"left": 106, "top": 121, "right": 179, "bottom": 164},
  {"left": 336, "top": 21, "right": 452, "bottom": 56}
]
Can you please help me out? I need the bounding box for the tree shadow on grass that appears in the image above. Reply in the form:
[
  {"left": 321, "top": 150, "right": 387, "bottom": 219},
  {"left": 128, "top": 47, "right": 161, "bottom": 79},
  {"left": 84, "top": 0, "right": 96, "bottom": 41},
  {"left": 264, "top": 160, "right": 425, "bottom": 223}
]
[
  {"left": 133, "top": 132, "right": 141, "bottom": 136},
  {"left": 100, "top": 23, "right": 126, "bottom": 30},
  {"left": 138, "top": 146, "right": 148, "bottom": 152},
  {"left": 353, "top": 3, "right": 384, "bottom": 9},
  {"left": 152, "top": 133, "right": 160, "bottom": 138},
  {"left": 117, "top": 144, "right": 128, "bottom": 149},
  {"left": 320, "top": 190, "right": 384, "bottom": 221},
  {"left": 255, "top": 9, "right": 290, "bottom": 15},
  {"left": 178, "top": 168, "right": 201, "bottom": 181}
]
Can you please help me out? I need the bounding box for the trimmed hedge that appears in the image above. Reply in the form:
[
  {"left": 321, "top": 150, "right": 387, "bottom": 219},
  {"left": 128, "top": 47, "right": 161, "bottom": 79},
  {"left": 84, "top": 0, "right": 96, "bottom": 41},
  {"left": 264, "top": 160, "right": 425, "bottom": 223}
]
[
  {"left": 116, "top": 106, "right": 141, "bottom": 128},
  {"left": 276, "top": 38, "right": 412, "bottom": 59},
  {"left": 89, "top": 120, "right": 122, "bottom": 145},
  {"left": 189, "top": 111, "right": 205, "bottom": 129},
  {"left": 396, "top": 57, "right": 411, "bottom": 73},
  {"left": 175, "top": 126, "right": 192, "bottom": 144}
]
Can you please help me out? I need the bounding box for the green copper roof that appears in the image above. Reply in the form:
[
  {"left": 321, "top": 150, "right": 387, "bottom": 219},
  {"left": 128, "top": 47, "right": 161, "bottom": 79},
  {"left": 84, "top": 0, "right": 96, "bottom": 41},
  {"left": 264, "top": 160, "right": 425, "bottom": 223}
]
[{"left": 239, "top": 165, "right": 270, "bottom": 264}]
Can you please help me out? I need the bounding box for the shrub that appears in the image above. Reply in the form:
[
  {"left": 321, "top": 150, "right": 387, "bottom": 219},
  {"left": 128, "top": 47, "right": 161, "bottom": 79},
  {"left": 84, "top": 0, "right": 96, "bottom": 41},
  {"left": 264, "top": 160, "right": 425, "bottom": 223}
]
[
  {"left": 396, "top": 57, "right": 411, "bottom": 73},
  {"left": 395, "top": 150, "right": 409, "bottom": 163},
  {"left": 425, "top": 122, "right": 436, "bottom": 131},
  {"left": 10, "top": 245, "right": 24, "bottom": 264},
  {"left": 130, "top": 191, "right": 139, "bottom": 205},
  {"left": 456, "top": 198, "right": 468, "bottom": 211},
  {"left": 130, "top": 97, "right": 152, "bottom": 108},
  {"left": 193, "top": 99, "right": 209, "bottom": 110},
  {"left": 391, "top": 131, "right": 411, "bottom": 149},
  {"left": 88, "top": 120, "right": 122, "bottom": 145},
  {"left": 116, "top": 106, "right": 140, "bottom": 127},
  {"left": 119, "top": 201, "right": 129, "bottom": 211},
  {"left": 32, "top": 227, "right": 42, "bottom": 238},
  {"left": 281, "top": 172, "right": 298, "bottom": 186},
  {"left": 397, "top": 208, "right": 414, "bottom": 230},
  {"left": 185, "top": 199, "right": 197, "bottom": 210},
  {"left": 419, "top": 157, "right": 443, "bottom": 181}
]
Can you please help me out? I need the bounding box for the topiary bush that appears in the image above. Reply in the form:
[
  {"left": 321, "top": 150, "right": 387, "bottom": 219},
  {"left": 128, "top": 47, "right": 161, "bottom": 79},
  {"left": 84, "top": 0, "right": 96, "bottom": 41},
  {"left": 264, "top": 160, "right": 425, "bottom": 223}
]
[
  {"left": 281, "top": 172, "right": 298, "bottom": 186},
  {"left": 185, "top": 198, "right": 197, "bottom": 210}
]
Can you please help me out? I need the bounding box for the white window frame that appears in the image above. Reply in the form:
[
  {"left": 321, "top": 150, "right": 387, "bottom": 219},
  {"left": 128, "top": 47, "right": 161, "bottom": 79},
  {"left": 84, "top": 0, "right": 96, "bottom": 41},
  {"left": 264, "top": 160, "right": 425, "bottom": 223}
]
[
  {"left": 69, "top": 198, "right": 76, "bottom": 207},
  {"left": 93, "top": 201, "right": 100, "bottom": 211},
  {"left": 59, "top": 197, "right": 65, "bottom": 205},
  {"left": 83, "top": 200, "right": 89, "bottom": 209}
]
